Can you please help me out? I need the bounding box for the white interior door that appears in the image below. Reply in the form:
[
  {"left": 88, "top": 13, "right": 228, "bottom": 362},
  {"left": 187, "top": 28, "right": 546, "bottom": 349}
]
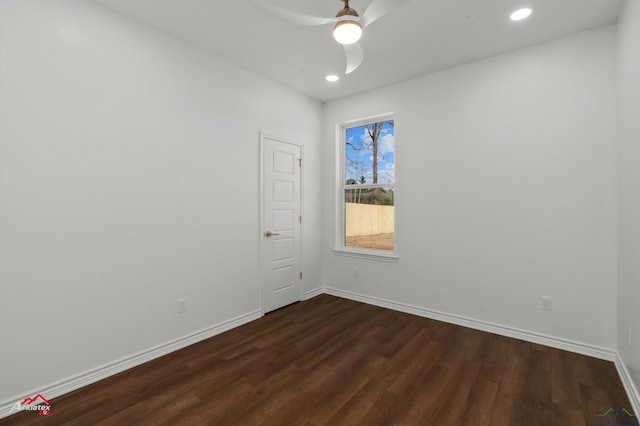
[{"left": 261, "top": 134, "right": 302, "bottom": 313}]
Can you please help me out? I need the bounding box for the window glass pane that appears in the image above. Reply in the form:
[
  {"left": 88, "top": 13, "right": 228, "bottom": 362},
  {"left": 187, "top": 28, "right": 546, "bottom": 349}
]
[
  {"left": 345, "top": 188, "right": 394, "bottom": 251},
  {"left": 345, "top": 120, "right": 394, "bottom": 185}
]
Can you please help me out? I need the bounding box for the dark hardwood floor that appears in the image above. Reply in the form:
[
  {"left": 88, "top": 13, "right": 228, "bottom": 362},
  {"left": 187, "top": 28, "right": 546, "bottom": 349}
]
[{"left": 2, "top": 294, "right": 636, "bottom": 425}]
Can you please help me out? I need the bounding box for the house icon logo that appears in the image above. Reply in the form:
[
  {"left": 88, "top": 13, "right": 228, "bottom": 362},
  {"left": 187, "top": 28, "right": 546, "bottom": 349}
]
[
  {"left": 9, "top": 393, "right": 51, "bottom": 416},
  {"left": 594, "top": 407, "right": 638, "bottom": 426}
]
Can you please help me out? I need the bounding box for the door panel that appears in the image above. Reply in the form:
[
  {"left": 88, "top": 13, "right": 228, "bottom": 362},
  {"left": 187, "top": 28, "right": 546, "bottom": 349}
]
[
  {"left": 261, "top": 134, "right": 302, "bottom": 313},
  {"left": 272, "top": 266, "right": 294, "bottom": 291},
  {"left": 273, "top": 209, "right": 293, "bottom": 230},
  {"left": 273, "top": 238, "right": 294, "bottom": 261},
  {"left": 273, "top": 180, "right": 294, "bottom": 201}
]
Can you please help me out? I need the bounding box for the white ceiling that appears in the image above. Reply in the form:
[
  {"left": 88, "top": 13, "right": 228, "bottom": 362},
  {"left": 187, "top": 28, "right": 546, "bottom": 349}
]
[{"left": 96, "top": 0, "right": 623, "bottom": 103}]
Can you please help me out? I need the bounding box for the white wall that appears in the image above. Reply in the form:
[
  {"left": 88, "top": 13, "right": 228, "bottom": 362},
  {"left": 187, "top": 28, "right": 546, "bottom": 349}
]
[
  {"left": 0, "top": 0, "right": 323, "bottom": 405},
  {"left": 323, "top": 26, "right": 618, "bottom": 350},
  {"left": 618, "top": 0, "right": 640, "bottom": 404}
]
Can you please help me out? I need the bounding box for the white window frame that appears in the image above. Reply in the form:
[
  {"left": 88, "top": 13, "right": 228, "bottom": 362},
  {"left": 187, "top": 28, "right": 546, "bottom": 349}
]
[{"left": 332, "top": 113, "right": 398, "bottom": 262}]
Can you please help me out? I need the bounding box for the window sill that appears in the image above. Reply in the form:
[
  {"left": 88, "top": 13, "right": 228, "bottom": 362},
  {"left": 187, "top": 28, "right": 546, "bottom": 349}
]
[{"left": 332, "top": 247, "right": 399, "bottom": 262}]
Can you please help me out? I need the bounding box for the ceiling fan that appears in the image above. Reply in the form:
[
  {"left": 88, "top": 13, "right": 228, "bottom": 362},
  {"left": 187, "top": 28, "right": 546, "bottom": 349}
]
[{"left": 254, "top": 0, "right": 411, "bottom": 75}]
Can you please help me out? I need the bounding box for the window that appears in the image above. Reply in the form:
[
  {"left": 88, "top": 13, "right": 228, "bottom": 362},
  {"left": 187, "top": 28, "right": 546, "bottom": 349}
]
[{"left": 336, "top": 114, "right": 396, "bottom": 260}]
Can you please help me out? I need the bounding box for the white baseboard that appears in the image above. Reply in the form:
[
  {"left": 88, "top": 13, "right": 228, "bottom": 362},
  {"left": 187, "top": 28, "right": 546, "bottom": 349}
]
[
  {"left": 303, "top": 286, "right": 323, "bottom": 300},
  {"left": 324, "top": 286, "right": 617, "bottom": 361},
  {"left": 615, "top": 354, "right": 640, "bottom": 417},
  {"left": 0, "top": 309, "right": 262, "bottom": 420}
]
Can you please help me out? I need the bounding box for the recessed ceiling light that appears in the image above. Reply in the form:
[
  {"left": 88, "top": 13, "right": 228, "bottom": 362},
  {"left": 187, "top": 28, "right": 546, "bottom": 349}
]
[
  {"left": 326, "top": 75, "right": 339, "bottom": 82},
  {"left": 510, "top": 8, "right": 532, "bottom": 21}
]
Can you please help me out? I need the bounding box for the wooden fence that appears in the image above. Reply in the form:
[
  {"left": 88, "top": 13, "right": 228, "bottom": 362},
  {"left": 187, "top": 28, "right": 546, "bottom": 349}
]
[{"left": 345, "top": 202, "right": 394, "bottom": 237}]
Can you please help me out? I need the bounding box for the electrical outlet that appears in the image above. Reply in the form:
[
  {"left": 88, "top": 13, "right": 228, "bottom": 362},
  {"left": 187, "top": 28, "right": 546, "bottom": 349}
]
[
  {"left": 629, "top": 326, "right": 633, "bottom": 348},
  {"left": 353, "top": 267, "right": 359, "bottom": 278},
  {"left": 177, "top": 298, "right": 187, "bottom": 314},
  {"left": 541, "top": 296, "right": 552, "bottom": 311}
]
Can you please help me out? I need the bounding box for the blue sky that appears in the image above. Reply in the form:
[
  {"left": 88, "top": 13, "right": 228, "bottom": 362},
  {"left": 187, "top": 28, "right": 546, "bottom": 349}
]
[{"left": 345, "top": 121, "right": 394, "bottom": 185}]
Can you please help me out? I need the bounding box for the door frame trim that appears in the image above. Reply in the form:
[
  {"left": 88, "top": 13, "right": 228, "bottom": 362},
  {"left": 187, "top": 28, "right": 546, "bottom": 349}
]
[{"left": 259, "top": 132, "right": 304, "bottom": 315}]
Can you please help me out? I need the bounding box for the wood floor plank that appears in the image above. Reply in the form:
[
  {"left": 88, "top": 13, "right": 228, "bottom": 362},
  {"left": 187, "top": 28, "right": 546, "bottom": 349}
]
[
  {"left": 429, "top": 360, "right": 483, "bottom": 425},
  {"left": 285, "top": 357, "right": 385, "bottom": 425},
  {"left": 386, "top": 338, "right": 444, "bottom": 395},
  {"left": 457, "top": 379, "right": 499, "bottom": 425},
  {"left": 389, "top": 363, "right": 460, "bottom": 425},
  {"left": 1, "top": 294, "right": 636, "bottom": 426}
]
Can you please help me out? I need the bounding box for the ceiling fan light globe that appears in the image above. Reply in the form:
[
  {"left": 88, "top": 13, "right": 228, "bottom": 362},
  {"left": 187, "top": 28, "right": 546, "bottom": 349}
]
[{"left": 333, "top": 20, "right": 362, "bottom": 45}]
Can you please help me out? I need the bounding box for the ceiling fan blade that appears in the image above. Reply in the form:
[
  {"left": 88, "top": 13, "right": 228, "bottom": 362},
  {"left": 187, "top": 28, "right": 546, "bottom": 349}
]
[
  {"left": 253, "top": 0, "right": 337, "bottom": 26},
  {"left": 361, "top": 0, "right": 412, "bottom": 28},
  {"left": 344, "top": 42, "right": 364, "bottom": 74}
]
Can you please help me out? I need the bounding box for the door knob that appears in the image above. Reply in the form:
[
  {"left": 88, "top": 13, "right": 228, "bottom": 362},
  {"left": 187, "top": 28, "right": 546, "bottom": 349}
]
[{"left": 265, "top": 231, "right": 280, "bottom": 237}]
